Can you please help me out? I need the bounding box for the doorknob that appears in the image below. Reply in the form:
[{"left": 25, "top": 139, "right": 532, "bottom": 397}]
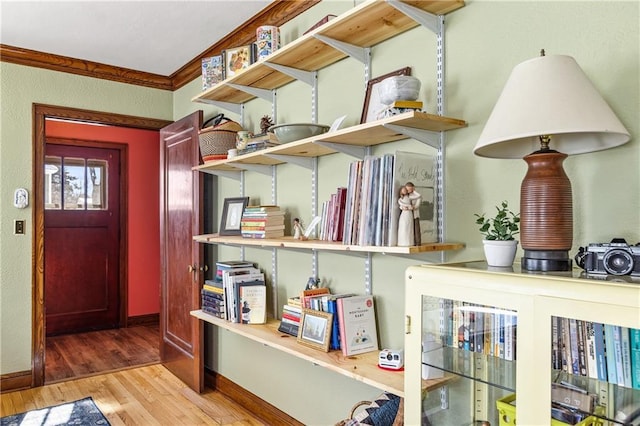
[
  {"left": 200, "top": 265, "right": 208, "bottom": 272},
  {"left": 188, "top": 264, "right": 196, "bottom": 272}
]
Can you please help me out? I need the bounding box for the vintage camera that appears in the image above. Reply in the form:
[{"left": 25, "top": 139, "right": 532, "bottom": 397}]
[
  {"left": 575, "top": 238, "right": 640, "bottom": 276},
  {"left": 378, "top": 349, "right": 404, "bottom": 370}
]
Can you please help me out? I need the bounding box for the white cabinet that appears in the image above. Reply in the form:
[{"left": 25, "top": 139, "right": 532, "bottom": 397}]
[{"left": 404, "top": 262, "right": 640, "bottom": 425}]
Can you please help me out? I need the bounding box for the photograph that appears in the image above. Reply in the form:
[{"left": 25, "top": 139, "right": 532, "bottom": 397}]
[
  {"left": 297, "top": 309, "right": 332, "bottom": 352},
  {"left": 201, "top": 54, "right": 224, "bottom": 90},
  {"left": 224, "top": 44, "right": 253, "bottom": 78},
  {"left": 219, "top": 197, "right": 249, "bottom": 236},
  {"left": 360, "top": 67, "right": 411, "bottom": 123}
]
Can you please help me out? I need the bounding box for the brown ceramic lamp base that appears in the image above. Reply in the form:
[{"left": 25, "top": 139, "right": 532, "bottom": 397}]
[{"left": 520, "top": 149, "right": 573, "bottom": 272}]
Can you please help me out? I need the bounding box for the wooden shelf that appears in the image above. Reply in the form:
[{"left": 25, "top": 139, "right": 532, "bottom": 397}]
[
  {"left": 193, "top": 110, "right": 467, "bottom": 173},
  {"left": 191, "top": 310, "right": 454, "bottom": 397},
  {"left": 192, "top": 0, "right": 465, "bottom": 105},
  {"left": 193, "top": 234, "right": 464, "bottom": 254}
]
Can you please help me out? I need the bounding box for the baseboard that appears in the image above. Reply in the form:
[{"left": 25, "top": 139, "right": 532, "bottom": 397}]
[
  {"left": 204, "top": 368, "right": 303, "bottom": 426},
  {"left": 127, "top": 313, "right": 159, "bottom": 327},
  {"left": 0, "top": 370, "right": 31, "bottom": 393}
]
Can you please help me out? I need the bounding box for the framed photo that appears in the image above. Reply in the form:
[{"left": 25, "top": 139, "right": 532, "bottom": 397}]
[
  {"left": 219, "top": 197, "right": 249, "bottom": 236},
  {"left": 224, "top": 44, "right": 254, "bottom": 78},
  {"left": 297, "top": 308, "right": 333, "bottom": 352},
  {"left": 360, "top": 66, "right": 412, "bottom": 124},
  {"left": 201, "top": 55, "right": 224, "bottom": 90}
]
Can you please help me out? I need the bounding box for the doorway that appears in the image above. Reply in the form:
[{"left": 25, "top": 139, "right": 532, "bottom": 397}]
[{"left": 32, "top": 104, "right": 172, "bottom": 386}]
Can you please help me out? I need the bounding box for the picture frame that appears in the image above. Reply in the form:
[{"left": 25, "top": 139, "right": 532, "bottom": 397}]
[
  {"left": 201, "top": 54, "right": 224, "bottom": 90},
  {"left": 219, "top": 197, "right": 249, "bottom": 236},
  {"left": 360, "top": 66, "right": 412, "bottom": 124},
  {"left": 223, "top": 44, "right": 254, "bottom": 78},
  {"left": 297, "top": 308, "right": 333, "bottom": 352}
]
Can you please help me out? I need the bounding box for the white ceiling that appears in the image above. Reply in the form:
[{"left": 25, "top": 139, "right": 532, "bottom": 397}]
[{"left": 0, "top": 0, "right": 273, "bottom": 76}]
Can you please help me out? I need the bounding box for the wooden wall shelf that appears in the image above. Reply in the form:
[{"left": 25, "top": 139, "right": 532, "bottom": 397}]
[
  {"left": 191, "top": 310, "right": 454, "bottom": 397},
  {"left": 193, "top": 110, "right": 467, "bottom": 173},
  {"left": 193, "top": 234, "right": 464, "bottom": 254},
  {"left": 192, "top": 0, "right": 465, "bottom": 105}
]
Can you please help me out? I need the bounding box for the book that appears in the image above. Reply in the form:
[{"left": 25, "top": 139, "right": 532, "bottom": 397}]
[
  {"left": 390, "top": 100, "right": 424, "bottom": 109},
  {"left": 336, "top": 295, "right": 379, "bottom": 356},
  {"left": 620, "top": 327, "right": 633, "bottom": 388},
  {"left": 244, "top": 205, "right": 282, "bottom": 212},
  {"left": 593, "top": 322, "right": 608, "bottom": 381},
  {"left": 300, "top": 287, "right": 330, "bottom": 309},
  {"left": 604, "top": 324, "right": 618, "bottom": 384},
  {"left": 630, "top": 328, "right": 640, "bottom": 389},
  {"left": 239, "top": 285, "right": 267, "bottom": 324},
  {"left": 229, "top": 273, "right": 265, "bottom": 324},
  {"left": 201, "top": 55, "right": 224, "bottom": 90}
]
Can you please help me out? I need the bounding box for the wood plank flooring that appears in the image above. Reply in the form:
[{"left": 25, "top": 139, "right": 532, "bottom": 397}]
[
  {"left": 45, "top": 325, "right": 160, "bottom": 383},
  {"left": 1, "top": 364, "right": 266, "bottom": 425}
]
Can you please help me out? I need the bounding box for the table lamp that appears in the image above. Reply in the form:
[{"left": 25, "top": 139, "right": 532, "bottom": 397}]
[{"left": 474, "top": 50, "right": 630, "bottom": 272}]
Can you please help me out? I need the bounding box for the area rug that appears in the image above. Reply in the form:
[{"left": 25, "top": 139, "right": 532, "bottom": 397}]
[{"left": 1, "top": 396, "right": 110, "bottom": 426}]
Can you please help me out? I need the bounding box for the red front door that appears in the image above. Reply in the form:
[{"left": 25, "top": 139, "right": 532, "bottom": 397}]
[{"left": 44, "top": 143, "right": 121, "bottom": 336}]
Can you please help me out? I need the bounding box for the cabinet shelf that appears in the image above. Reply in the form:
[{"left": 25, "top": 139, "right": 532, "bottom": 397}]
[
  {"left": 193, "top": 110, "right": 467, "bottom": 173},
  {"left": 192, "top": 0, "right": 464, "bottom": 105},
  {"left": 191, "top": 310, "right": 455, "bottom": 397},
  {"left": 193, "top": 234, "right": 464, "bottom": 254}
]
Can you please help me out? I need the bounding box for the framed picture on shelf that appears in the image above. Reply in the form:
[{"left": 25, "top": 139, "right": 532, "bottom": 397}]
[
  {"left": 297, "top": 308, "right": 333, "bottom": 352},
  {"left": 360, "top": 66, "right": 411, "bottom": 124},
  {"left": 201, "top": 55, "right": 224, "bottom": 90},
  {"left": 224, "top": 44, "right": 254, "bottom": 78},
  {"left": 219, "top": 197, "right": 249, "bottom": 236}
]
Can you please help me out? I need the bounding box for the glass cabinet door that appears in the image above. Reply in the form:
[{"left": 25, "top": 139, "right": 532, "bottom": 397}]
[{"left": 417, "top": 296, "right": 517, "bottom": 425}]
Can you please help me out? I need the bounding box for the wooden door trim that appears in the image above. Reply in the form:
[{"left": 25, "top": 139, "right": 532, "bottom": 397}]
[
  {"left": 45, "top": 137, "right": 129, "bottom": 332},
  {"left": 32, "top": 104, "right": 171, "bottom": 387}
]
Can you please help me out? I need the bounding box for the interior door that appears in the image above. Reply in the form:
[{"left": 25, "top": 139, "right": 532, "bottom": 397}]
[
  {"left": 44, "top": 144, "right": 121, "bottom": 335},
  {"left": 160, "top": 111, "right": 204, "bottom": 392}
]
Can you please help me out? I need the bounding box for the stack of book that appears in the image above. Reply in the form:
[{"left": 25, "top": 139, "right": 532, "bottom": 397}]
[
  {"left": 278, "top": 288, "right": 378, "bottom": 355},
  {"left": 318, "top": 187, "right": 347, "bottom": 242},
  {"left": 278, "top": 297, "right": 302, "bottom": 337},
  {"left": 237, "top": 133, "right": 280, "bottom": 155},
  {"left": 202, "top": 260, "right": 268, "bottom": 324},
  {"left": 380, "top": 100, "right": 424, "bottom": 119},
  {"left": 241, "top": 205, "right": 285, "bottom": 239}
]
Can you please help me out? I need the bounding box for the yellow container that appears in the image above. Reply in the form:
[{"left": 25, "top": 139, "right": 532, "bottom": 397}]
[{"left": 496, "top": 394, "right": 602, "bottom": 426}]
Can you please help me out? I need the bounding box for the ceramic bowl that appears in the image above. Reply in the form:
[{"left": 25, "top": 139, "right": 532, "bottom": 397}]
[
  {"left": 268, "top": 123, "right": 330, "bottom": 143},
  {"left": 378, "top": 76, "right": 421, "bottom": 105}
]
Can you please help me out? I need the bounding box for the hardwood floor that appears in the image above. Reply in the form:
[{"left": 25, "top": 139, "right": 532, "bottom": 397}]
[
  {"left": 1, "top": 364, "right": 266, "bottom": 425},
  {"left": 45, "top": 325, "right": 160, "bottom": 383}
]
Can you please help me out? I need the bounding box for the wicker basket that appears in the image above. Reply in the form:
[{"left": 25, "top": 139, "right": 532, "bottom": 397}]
[{"left": 199, "top": 114, "right": 243, "bottom": 162}]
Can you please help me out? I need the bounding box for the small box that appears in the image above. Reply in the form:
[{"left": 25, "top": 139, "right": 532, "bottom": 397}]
[{"left": 496, "top": 394, "right": 602, "bottom": 426}]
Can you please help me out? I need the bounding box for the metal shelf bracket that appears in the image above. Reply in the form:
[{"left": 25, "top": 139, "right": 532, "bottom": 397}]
[
  {"left": 383, "top": 124, "right": 441, "bottom": 149},
  {"left": 314, "top": 141, "right": 366, "bottom": 159},
  {"left": 264, "top": 154, "right": 315, "bottom": 170},
  {"left": 196, "top": 99, "right": 242, "bottom": 115},
  {"left": 263, "top": 63, "right": 316, "bottom": 86},
  {"left": 227, "top": 84, "right": 273, "bottom": 102},
  {"left": 233, "top": 163, "right": 273, "bottom": 176},
  {"left": 386, "top": 0, "right": 442, "bottom": 35},
  {"left": 313, "top": 34, "right": 371, "bottom": 66}
]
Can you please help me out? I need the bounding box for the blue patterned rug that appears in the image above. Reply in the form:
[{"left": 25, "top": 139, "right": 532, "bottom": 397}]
[{"left": 1, "top": 397, "right": 110, "bottom": 426}]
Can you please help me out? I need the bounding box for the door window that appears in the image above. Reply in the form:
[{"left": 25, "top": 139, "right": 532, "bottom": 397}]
[{"left": 45, "top": 155, "right": 107, "bottom": 210}]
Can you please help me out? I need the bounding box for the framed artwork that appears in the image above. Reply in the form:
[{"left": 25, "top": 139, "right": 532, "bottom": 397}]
[
  {"left": 201, "top": 55, "right": 224, "bottom": 90},
  {"left": 297, "top": 308, "right": 333, "bottom": 352},
  {"left": 219, "top": 197, "right": 249, "bottom": 236},
  {"left": 360, "top": 66, "right": 412, "bottom": 124},
  {"left": 224, "top": 45, "right": 254, "bottom": 78}
]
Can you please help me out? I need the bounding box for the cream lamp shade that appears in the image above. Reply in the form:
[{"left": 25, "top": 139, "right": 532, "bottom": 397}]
[{"left": 474, "top": 54, "right": 630, "bottom": 158}]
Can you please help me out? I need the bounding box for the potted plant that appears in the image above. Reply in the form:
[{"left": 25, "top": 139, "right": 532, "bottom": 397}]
[{"left": 474, "top": 201, "right": 520, "bottom": 267}]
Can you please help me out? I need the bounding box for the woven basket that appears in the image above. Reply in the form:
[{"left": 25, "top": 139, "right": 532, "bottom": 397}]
[{"left": 199, "top": 114, "right": 243, "bottom": 162}]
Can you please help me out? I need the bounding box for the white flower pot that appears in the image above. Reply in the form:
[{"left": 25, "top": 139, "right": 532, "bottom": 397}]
[{"left": 483, "top": 239, "right": 518, "bottom": 267}]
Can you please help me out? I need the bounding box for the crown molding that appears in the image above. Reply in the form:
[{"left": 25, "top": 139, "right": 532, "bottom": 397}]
[{"left": 0, "top": 0, "right": 320, "bottom": 92}]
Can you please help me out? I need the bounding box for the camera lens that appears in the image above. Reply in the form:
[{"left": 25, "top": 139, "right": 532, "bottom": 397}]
[
  {"left": 386, "top": 353, "right": 393, "bottom": 360},
  {"left": 603, "top": 249, "right": 634, "bottom": 275}
]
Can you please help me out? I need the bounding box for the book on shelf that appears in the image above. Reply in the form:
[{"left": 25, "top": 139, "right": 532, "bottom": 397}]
[
  {"left": 241, "top": 217, "right": 285, "bottom": 226},
  {"left": 300, "top": 287, "right": 330, "bottom": 309},
  {"left": 390, "top": 100, "right": 424, "bottom": 109},
  {"left": 336, "top": 295, "right": 379, "bottom": 356},
  {"left": 630, "top": 328, "right": 640, "bottom": 389},
  {"left": 240, "top": 224, "right": 285, "bottom": 232},
  {"left": 239, "top": 284, "right": 267, "bottom": 324},
  {"left": 241, "top": 230, "right": 285, "bottom": 239},
  {"left": 243, "top": 205, "right": 282, "bottom": 212},
  {"left": 221, "top": 267, "right": 262, "bottom": 322}
]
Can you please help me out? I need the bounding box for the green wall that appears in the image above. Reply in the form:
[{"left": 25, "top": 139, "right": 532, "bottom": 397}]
[{"left": 1, "top": 1, "right": 638, "bottom": 425}]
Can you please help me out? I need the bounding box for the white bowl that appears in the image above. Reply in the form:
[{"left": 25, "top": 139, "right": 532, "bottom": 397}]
[
  {"left": 378, "top": 76, "right": 421, "bottom": 105},
  {"left": 268, "top": 123, "right": 330, "bottom": 143}
]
